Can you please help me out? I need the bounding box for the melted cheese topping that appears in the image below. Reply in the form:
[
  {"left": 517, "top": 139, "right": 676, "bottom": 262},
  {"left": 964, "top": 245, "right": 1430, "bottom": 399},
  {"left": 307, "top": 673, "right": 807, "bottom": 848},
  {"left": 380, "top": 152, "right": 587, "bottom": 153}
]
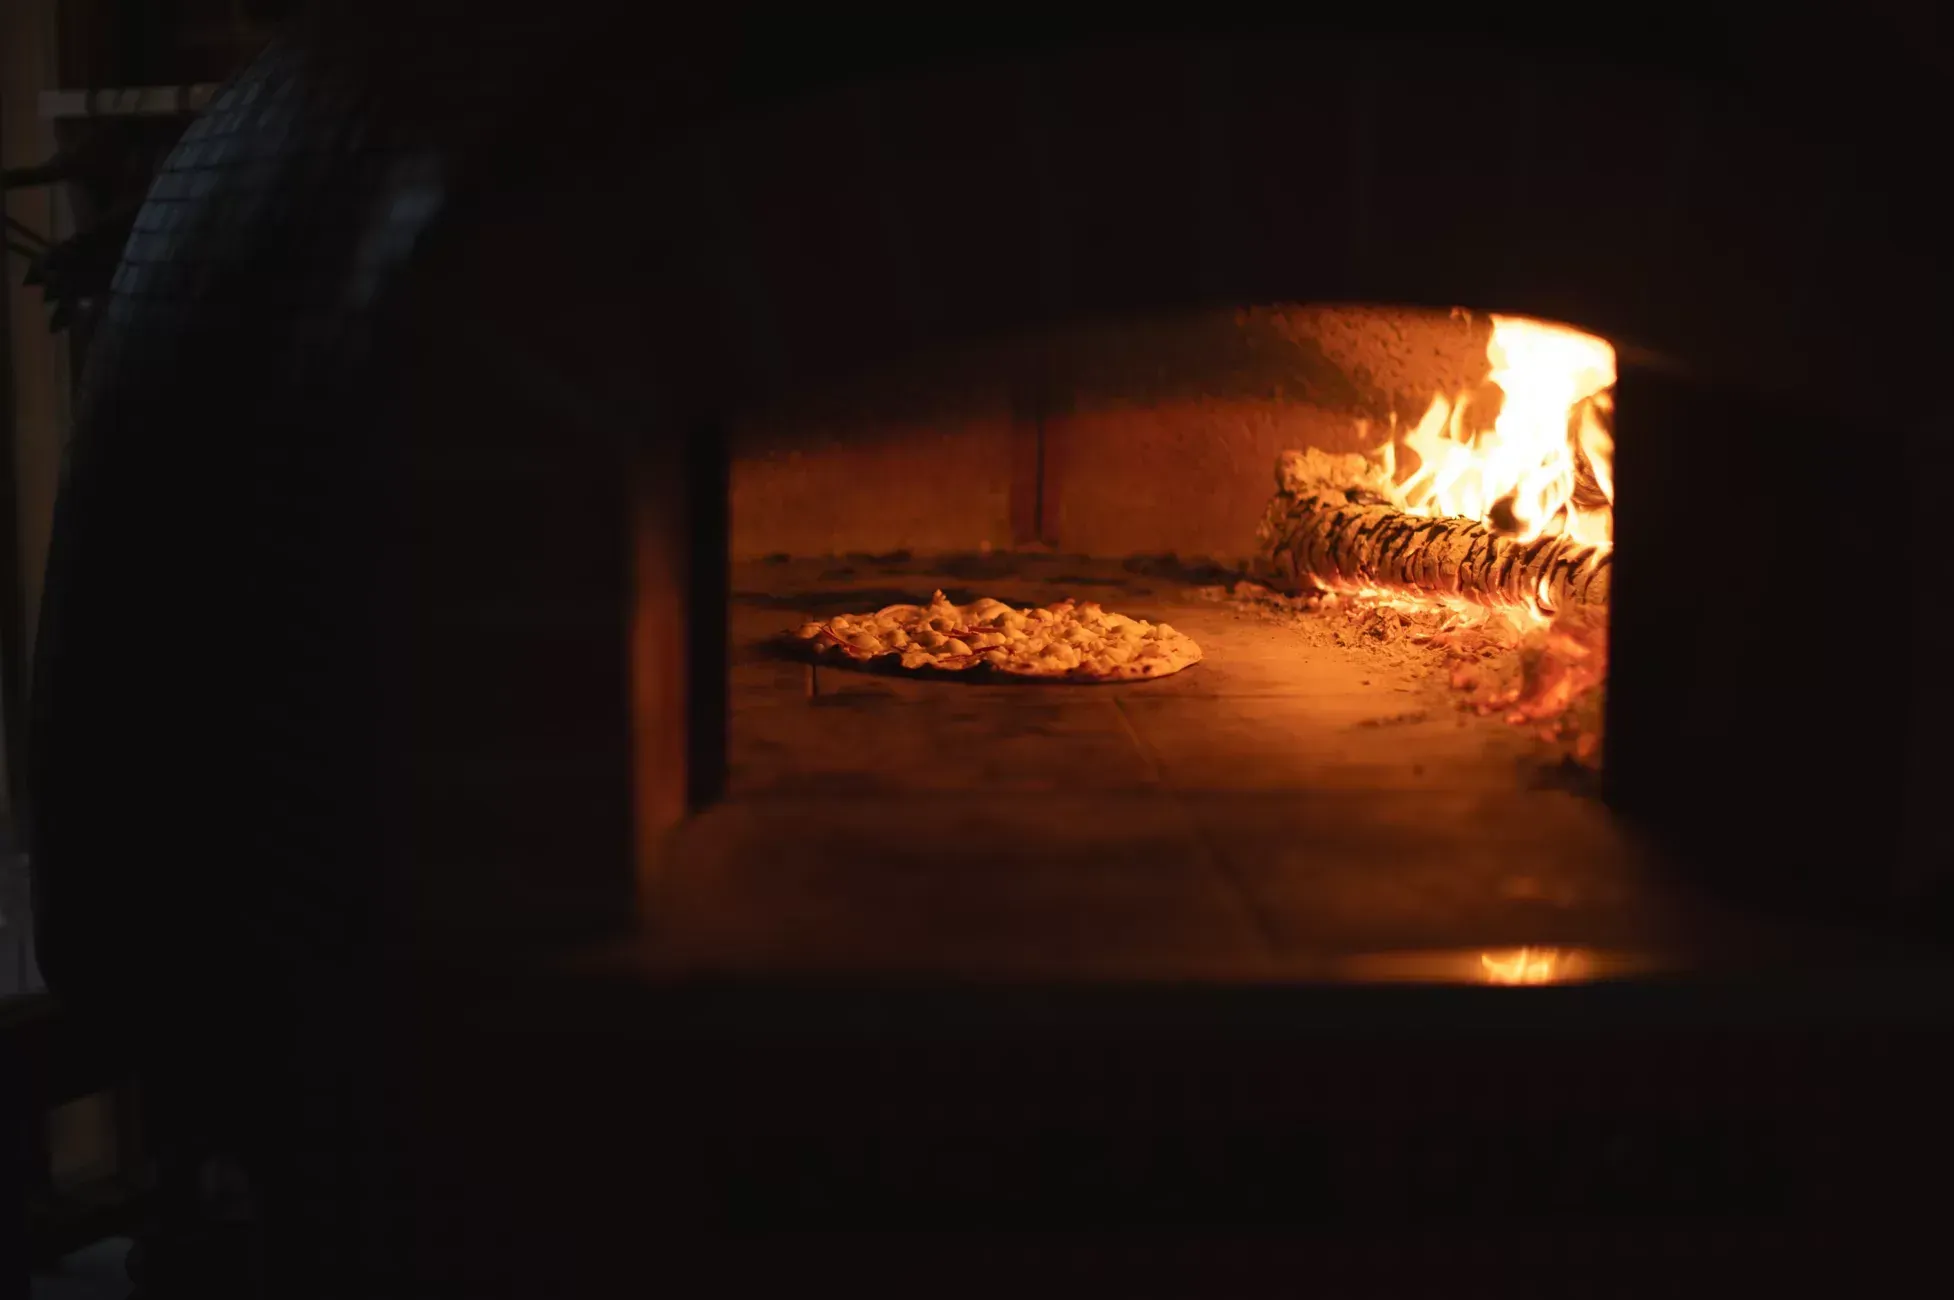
[{"left": 793, "top": 591, "right": 1202, "bottom": 681}]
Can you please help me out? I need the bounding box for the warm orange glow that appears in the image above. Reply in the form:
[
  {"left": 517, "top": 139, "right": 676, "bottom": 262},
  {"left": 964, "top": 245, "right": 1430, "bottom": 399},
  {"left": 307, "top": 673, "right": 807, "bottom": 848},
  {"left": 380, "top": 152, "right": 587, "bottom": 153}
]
[
  {"left": 1479, "top": 946, "right": 1568, "bottom": 985},
  {"left": 1379, "top": 315, "right": 1617, "bottom": 552}
]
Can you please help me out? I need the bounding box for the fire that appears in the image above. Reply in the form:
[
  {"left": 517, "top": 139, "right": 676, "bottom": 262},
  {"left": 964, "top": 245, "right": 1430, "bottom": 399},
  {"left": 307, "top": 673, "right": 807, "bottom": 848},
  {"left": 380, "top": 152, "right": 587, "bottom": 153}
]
[
  {"left": 1479, "top": 947, "right": 1567, "bottom": 985},
  {"left": 1378, "top": 316, "right": 1617, "bottom": 549}
]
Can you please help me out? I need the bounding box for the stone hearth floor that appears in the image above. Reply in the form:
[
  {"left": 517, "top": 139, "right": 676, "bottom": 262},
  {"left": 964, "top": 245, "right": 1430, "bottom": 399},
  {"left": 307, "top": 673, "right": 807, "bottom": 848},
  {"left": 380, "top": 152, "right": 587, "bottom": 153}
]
[{"left": 617, "top": 559, "right": 1911, "bottom": 983}]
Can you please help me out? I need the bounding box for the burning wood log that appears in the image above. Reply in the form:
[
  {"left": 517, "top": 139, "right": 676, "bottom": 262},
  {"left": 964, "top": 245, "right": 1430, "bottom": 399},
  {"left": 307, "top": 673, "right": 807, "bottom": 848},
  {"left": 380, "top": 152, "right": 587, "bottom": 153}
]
[{"left": 1255, "top": 449, "right": 1610, "bottom": 613}]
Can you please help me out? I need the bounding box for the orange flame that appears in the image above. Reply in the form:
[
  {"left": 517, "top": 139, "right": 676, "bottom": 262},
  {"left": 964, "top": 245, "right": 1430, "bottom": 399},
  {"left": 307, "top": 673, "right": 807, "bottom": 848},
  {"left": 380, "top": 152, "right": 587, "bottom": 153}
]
[
  {"left": 1479, "top": 947, "right": 1567, "bottom": 984},
  {"left": 1379, "top": 316, "right": 1617, "bottom": 550}
]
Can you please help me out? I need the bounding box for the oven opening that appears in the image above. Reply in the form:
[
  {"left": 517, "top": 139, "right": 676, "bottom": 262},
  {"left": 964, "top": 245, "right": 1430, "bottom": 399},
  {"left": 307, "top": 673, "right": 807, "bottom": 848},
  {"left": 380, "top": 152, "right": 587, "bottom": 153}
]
[{"left": 644, "top": 303, "right": 1693, "bottom": 984}]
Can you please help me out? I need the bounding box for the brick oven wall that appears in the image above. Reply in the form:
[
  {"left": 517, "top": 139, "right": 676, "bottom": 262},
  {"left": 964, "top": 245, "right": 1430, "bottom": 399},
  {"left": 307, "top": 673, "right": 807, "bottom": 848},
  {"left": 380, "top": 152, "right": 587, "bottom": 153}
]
[
  {"left": 730, "top": 305, "right": 1491, "bottom": 561},
  {"left": 731, "top": 411, "right": 1017, "bottom": 558}
]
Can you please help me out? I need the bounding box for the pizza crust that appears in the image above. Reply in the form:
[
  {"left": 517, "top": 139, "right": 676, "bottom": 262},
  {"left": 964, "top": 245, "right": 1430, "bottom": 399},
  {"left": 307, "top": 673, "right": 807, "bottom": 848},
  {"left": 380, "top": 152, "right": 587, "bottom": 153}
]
[{"left": 791, "top": 590, "right": 1202, "bottom": 682}]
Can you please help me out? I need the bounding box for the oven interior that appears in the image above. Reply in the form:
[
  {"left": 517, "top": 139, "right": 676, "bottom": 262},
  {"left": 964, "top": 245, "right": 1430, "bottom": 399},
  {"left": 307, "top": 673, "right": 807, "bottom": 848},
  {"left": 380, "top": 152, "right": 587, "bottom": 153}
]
[{"left": 616, "top": 302, "right": 1903, "bottom": 982}]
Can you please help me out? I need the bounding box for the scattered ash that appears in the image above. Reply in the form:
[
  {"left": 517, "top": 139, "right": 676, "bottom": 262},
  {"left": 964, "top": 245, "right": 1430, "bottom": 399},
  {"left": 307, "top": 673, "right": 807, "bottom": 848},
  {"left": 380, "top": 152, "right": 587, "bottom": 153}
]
[
  {"left": 1122, "top": 552, "right": 1252, "bottom": 586},
  {"left": 1356, "top": 710, "right": 1431, "bottom": 728},
  {"left": 1439, "top": 610, "right": 1608, "bottom": 770},
  {"left": 933, "top": 551, "right": 1026, "bottom": 580},
  {"left": 735, "top": 586, "right": 987, "bottom": 611},
  {"left": 756, "top": 549, "right": 1252, "bottom": 594},
  {"left": 1190, "top": 580, "right": 1453, "bottom": 673},
  {"left": 1198, "top": 579, "right": 1609, "bottom": 771}
]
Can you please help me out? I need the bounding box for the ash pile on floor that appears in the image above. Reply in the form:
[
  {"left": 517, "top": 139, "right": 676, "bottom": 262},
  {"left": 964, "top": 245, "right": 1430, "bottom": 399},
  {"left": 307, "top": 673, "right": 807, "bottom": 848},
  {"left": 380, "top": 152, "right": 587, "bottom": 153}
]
[{"left": 1198, "top": 579, "right": 1608, "bottom": 771}]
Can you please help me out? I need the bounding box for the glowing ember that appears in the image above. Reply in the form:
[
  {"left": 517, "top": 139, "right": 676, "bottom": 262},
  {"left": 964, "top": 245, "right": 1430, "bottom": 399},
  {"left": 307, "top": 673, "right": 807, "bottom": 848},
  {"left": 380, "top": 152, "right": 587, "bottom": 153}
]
[
  {"left": 1479, "top": 947, "right": 1568, "bottom": 985},
  {"left": 1439, "top": 610, "right": 1609, "bottom": 765},
  {"left": 1378, "top": 315, "right": 1617, "bottom": 549}
]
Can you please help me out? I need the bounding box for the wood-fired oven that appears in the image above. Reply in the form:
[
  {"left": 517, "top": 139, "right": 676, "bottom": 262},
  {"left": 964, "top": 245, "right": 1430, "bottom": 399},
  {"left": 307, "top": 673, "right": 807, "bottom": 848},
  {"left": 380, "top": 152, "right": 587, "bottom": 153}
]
[{"left": 23, "top": 4, "right": 1954, "bottom": 1293}]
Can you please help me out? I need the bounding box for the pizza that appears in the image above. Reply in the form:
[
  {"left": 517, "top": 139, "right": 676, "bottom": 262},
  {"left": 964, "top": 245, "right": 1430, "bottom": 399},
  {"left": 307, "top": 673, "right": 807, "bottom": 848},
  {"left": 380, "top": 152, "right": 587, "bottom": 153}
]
[{"left": 792, "top": 590, "right": 1202, "bottom": 682}]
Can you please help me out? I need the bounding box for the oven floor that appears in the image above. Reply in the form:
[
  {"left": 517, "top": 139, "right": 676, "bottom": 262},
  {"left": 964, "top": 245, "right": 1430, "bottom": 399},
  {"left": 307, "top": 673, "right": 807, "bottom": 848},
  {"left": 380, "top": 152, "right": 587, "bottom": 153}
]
[
  {"left": 726, "top": 555, "right": 1555, "bottom": 794},
  {"left": 630, "top": 557, "right": 1899, "bottom": 981}
]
